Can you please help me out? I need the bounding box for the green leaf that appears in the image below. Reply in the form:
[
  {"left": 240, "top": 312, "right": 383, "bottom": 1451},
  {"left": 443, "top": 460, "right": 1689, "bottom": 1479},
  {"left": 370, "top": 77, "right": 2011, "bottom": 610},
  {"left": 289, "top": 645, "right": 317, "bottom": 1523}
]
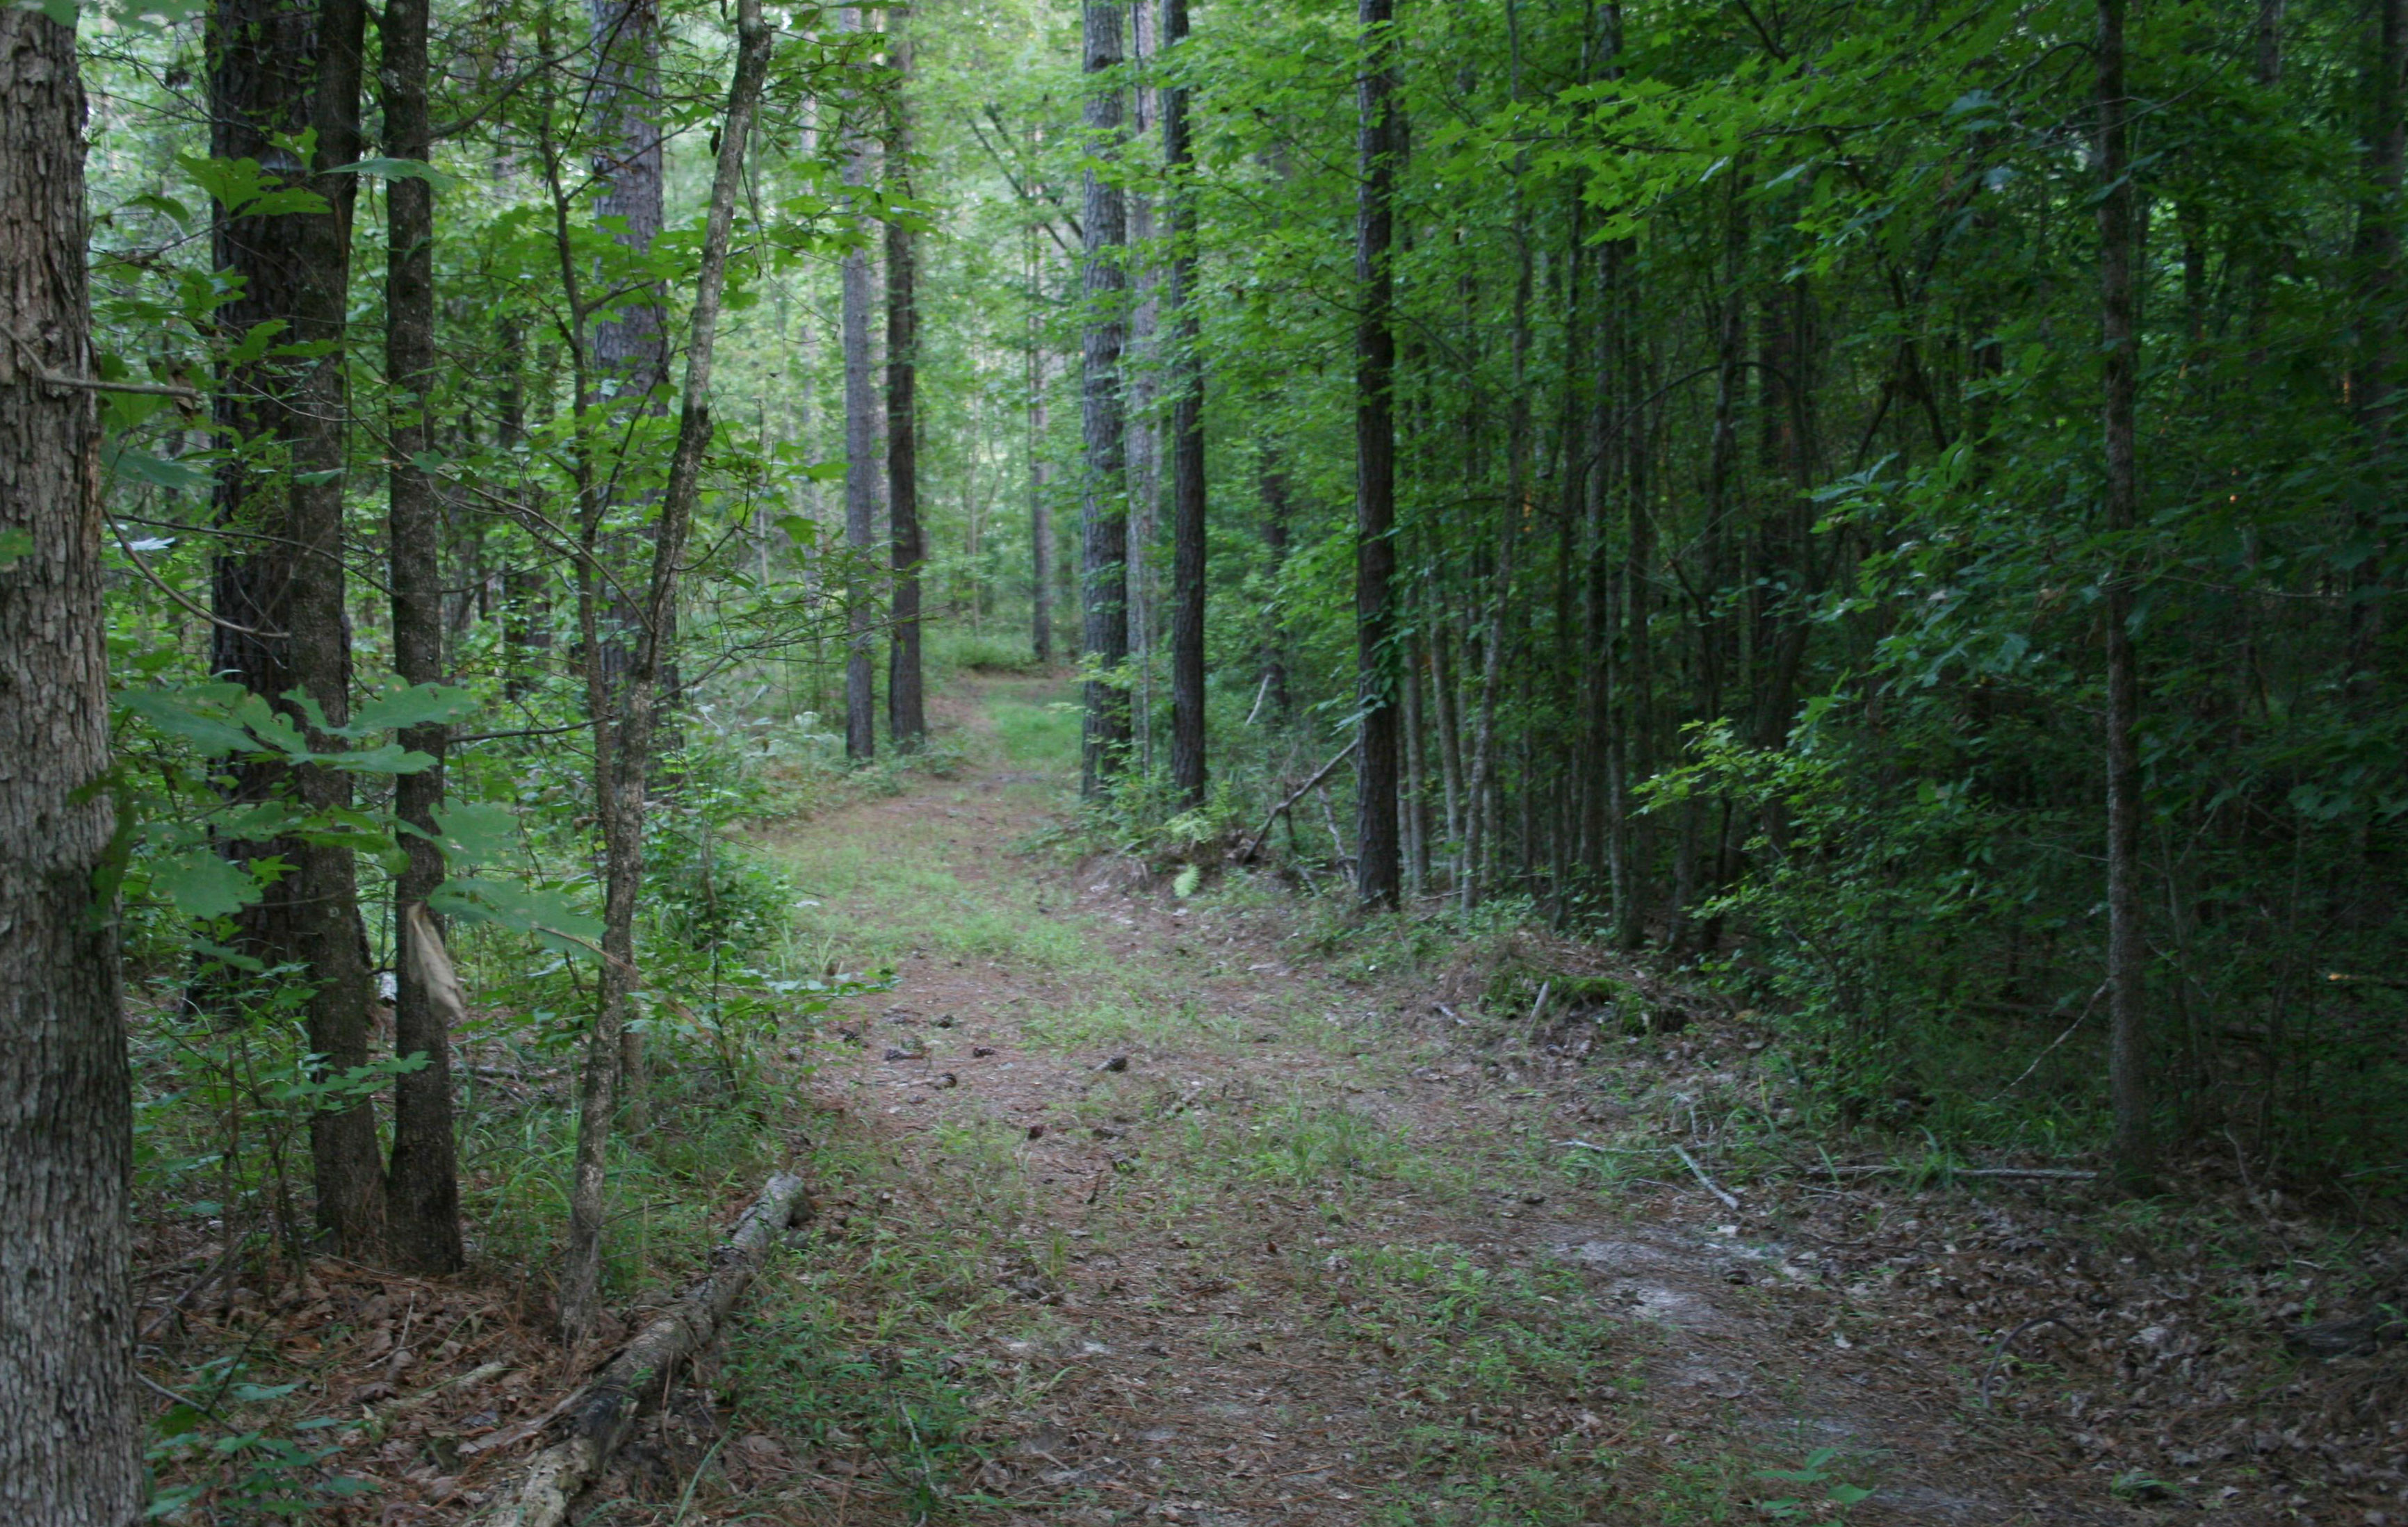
[
  {"left": 0, "top": 529, "right": 33, "bottom": 569},
  {"left": 154, "top": 851, "right": 258, "bottom": 918},
  {"left": 427, "top": 878, "right": 603, "bottom": 958},
  {"left": 423, "top": 801, "right": 517, "bottom": 867},
  {"left": 340, "top": 683, "right": 478, "bottom": 737},
  {"left": 326, "top": 156, "right": 456, "bottom": 188},
  {"left": 117, "top": 683, "right": 262, "bottom": 756},
  {"left": 106, "top": 446, "right": 212, "bottom": 496}
]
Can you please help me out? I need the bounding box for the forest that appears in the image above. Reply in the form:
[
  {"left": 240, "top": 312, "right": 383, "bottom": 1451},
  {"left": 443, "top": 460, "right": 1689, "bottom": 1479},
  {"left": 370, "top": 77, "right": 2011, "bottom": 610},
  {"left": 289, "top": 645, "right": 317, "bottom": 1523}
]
[{"left": 2, "top": 0, "right": 2404, "bottom": 1518}]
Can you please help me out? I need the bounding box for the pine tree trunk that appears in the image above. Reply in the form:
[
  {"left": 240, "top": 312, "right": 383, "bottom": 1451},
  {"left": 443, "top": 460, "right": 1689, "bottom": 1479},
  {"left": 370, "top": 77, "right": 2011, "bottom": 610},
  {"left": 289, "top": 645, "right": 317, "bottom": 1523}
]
[
  {"left": 1164, "top": 0, "right": 1207, "bottom": 806},
  {"left": 1351, "top": 0, "right": 1401, "bottom": 908},
  {"left": 0, "top": 14, "right": 143, "bottom": 1514},
  {"left": 207, "top": 0, "right": 382, "bottom": 1254},
  {"left": 842, "top": 3, "right": 880, "bottom": 761},
  {"left": 1027, "top": 250, "right": 1052, "bottom": 664},
  {"left": 587, "top": 0, "right": 667, "bottom": 1116},
  {"left": 1080, "top": 0, "right": 1131, "bottom": 796},
  {"left": 381, "top": 0, "right": 463, "bottom": 1273},
  {"left": 1126, "top": 0, "right": 1160, "bottom": 778},
  {"left": 886, "top": 15, "right": 925, "bottom": 749},
  {"left": 2097, "top": 0, "right": 2151, "bottom": 1186}
]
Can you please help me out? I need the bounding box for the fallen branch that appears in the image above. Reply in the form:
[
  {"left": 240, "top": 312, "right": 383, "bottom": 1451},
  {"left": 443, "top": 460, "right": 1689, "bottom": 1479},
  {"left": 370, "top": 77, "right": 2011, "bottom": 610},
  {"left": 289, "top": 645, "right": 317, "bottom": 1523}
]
[
  {"left": 1234, "top": 740, "right": 1358, "bottom": 863},
  {"left": 1796, "top": 1163, "right": 2097, "bottom": 1182},
  {"left": 1672, "top": 1144, "right": 1741, "bottom": 1210},
  {"left": 480, "top": 1171, "right": 812, "bottom": 1527}
]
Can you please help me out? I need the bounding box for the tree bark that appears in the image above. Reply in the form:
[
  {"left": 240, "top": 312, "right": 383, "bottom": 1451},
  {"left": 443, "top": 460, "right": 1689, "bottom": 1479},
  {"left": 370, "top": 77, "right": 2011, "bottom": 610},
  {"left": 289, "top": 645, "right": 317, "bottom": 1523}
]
[
  {"left": 380, "top": 0, "right": 464, "bottom": 1275},
  {"left": 2097, "top": 0, "right": 2151, "bottom": 1186},
  {"left": 559, "top": 0, "right": 772, "bottom": 1341},
  {"left": 0, "top": 13, "right": 142, "bottom": 1517},
  {"left": 1258, "top": 439, "right": 1292, "bottom": 729},
  {"left": 1027, "top": 221, "right": 1052, "bottom": 665},
  {"left": 1164, "top": 0, "right": 1207, "bottom": 806},
  {"left": 207, "top": 0, "right": 382, "bottom": 1254},
  {"left": 841, "top": 3, "right": 879, "bottom": 761},
  {"left": 587, "top": 0, "right": 668, "bottom": 701},
  {"left": 886, "top": 14, "right": 925, "bottom": 749},
  {"left": 587, "top": 0, "right": 667, "bottom": 1115},
  {"left": 1351, "top": 0, "right": 1401, "bottom": 908},
  {"left": 1080, "top": 0, "right": 1131, "bottom": 797}
]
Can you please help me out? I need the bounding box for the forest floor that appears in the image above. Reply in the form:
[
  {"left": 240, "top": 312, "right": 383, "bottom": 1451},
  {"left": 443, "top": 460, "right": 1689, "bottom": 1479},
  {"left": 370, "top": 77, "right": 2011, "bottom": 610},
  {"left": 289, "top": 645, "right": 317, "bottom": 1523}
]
[
  {"left": 653, "top": 673, "right": 2400, "bottom": 1527},
  {"left": 139, "top": 673, "right": 2402, "bottom": 1526}
]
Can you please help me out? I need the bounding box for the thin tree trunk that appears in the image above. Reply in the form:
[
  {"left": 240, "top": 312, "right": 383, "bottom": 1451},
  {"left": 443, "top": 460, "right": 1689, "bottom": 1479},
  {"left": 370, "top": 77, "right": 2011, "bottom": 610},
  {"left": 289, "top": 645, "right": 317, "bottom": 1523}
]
[
  {"left": 1027, "top": 223, "right": 1052, "bottom": 664},
  {"left": 559, "top": 0, "right": 771, "bottom": 1341},
  {"left": 2097, "top": 0, "right": 2151, "bottom": 1186},
  {"left": 1259, "top": 438, "right": 1292, "bottom": 728},
  {"left": 886, "top": 13, "right": 925, "bottom": 749},
  {"left": 1402, "top": 616, "right": 1429, "bottom": 896},
  {"left": 1352, "top": 0, "right": 1402, "bottom": 908},
  {"left": 0, "top": 13, "right": 142, "bottom": 1514},
  {"left": 841, "top": 3, "right": 879, "bottom": 761},
  {"left": 1431, "top": 598, "right": 1464, "bottom": 881},
  {"left": 1080, "top": 0, "right": 1131, "bottom": 796},
  {"left": 1164, "top": 0, "right": 1207, "bottom": 806},
  {"left": 382, "top": 0, "right": 463, "bottom": 1273},
  {"left": 207, "top": 0, "right": 382, "bottom": 1254}
]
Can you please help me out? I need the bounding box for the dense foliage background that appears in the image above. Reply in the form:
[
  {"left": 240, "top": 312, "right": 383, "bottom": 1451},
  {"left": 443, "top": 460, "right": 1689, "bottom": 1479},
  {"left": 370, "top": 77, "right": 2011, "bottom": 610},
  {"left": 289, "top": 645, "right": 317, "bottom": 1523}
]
[{"left": 74, "top": 0, "right": 2405, "bottom": 1339}]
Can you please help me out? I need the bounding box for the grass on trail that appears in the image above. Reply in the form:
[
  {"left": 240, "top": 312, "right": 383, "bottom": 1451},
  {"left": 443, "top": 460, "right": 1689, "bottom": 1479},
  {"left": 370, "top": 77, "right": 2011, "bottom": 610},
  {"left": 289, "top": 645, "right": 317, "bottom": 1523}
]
[{"left": 692, "top": 677, "right": 1816, "bottom": 1527}]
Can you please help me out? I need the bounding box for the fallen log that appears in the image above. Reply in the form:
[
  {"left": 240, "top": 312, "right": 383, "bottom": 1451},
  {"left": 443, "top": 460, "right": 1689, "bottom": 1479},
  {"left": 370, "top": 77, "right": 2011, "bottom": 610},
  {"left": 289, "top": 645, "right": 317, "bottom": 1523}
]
[{"left": 480, "top": 1172, "right": 812, "bottom": 1527}]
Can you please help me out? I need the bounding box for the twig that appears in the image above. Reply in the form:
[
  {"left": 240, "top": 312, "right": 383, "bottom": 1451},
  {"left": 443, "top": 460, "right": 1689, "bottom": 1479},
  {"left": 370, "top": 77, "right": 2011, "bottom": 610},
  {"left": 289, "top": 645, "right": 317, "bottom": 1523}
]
[
  {"left": 1527, "top": 980, "right": 1552, "bottom": 1025},
  {"left": 1791, "top": 1163, "right": 2097, "bottom": 1182},
  {"left": 1672, "top": 1143, "right": 1741, "bottom": 1210},
  {"left": 1987, "top": 981, "right": 2107, "bottom": 1100},
  {"left": 106, "top": 514, "right": 286, "bottom": 637},
  {"left": 1235, "top": 740, "right": 1358, "bottom": 863},
  {"left": 1978, "top": 1314, "right": 2073, "bottom": 1407}
]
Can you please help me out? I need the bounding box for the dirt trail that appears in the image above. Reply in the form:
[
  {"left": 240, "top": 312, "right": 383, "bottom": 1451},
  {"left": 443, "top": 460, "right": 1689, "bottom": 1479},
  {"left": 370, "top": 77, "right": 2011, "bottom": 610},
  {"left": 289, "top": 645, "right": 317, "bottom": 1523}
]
[{"left": 729, "top": 677, "right": 2114, "bottom": 1526}]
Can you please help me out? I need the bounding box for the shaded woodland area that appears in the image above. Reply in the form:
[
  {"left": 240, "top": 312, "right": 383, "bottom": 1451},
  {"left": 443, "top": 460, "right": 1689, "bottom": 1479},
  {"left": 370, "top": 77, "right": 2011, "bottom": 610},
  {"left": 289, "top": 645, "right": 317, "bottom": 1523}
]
[{"left": 1, "top": 0, "right": 2404, "bottom": 1517}]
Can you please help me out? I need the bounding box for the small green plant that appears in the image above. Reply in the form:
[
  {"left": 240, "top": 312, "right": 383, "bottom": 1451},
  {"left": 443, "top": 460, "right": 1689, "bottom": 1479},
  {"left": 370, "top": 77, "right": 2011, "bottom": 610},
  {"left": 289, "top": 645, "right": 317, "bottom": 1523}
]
[{"left": 1756, "top": 1447, "right": 1873, "bottom": 1519}]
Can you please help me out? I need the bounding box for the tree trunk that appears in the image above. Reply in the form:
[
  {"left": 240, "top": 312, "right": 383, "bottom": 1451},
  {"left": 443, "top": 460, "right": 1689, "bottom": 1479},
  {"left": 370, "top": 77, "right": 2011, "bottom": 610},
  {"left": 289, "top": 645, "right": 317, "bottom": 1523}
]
[
  {"left": 1080, "top": 0, "right": 1131, "bottom": 797},
  {"left": 1258, "top": 438, "right": 1292, "bottom": 728},
  {"left": 886, "top": 15, "right": 925, "bottom": 749},
  {"left": 1126, "top": 0, "right": 1160, "bottom": 778},
  {"left": 207, "top": 0, "right": 382, "bottom": 1255},
  {"left": 1351, "top": 0, "right": 1401, "bottom": 908},
  {"left": 2097, "top": 0, "right": 2151, "bottom": 1187},
  {"left": 0, "top": 14, "right": 143, "bottom": 1516},
  {"left": 1402, "top": 617, "right": 1429, "bottom": 896},
  {"left": 1431, "top": 600, "right": 1464, "bottom": 882},
  {"left": 559, "top": 0, "right": 771, "bottom": 1341},
  {"left": 2350, "top": 0, "right": 2405, "bottom": 706},
  {"left": 841, "top": 3, "right": 879, "bottom": 761},
  {"left": 1027, "top": 244, "right": 1052, "bottom": 665},
  {"left": 587, "top": 0, "right": 667, "bottom": 1116},
  {"left": 1164, "top": 0, "right": 1207, "bottom": 806},
  {"left": 381, "top": 0, "right": 464, "bottom": 1273}
]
